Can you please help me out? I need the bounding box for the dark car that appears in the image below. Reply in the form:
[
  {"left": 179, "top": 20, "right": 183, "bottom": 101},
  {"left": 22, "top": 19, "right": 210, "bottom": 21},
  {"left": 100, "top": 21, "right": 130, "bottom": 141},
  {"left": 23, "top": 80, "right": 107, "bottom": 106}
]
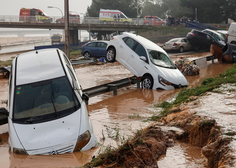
[
  {"left": 186, "top": 29, "right": 225, "bottom": 51},
  {"left": 81, "top": 41, "right": 108, "bottom": 59}
]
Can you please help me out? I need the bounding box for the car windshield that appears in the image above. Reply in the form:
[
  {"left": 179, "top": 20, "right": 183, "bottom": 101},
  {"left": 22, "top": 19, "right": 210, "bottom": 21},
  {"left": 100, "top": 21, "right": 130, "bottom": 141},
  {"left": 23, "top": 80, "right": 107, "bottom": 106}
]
[
  {"left": 13, "top": 77, "right": 80, "bottom": 123},
  {"left": 148, "top": 49, "right": 176, "bottom": 69}
]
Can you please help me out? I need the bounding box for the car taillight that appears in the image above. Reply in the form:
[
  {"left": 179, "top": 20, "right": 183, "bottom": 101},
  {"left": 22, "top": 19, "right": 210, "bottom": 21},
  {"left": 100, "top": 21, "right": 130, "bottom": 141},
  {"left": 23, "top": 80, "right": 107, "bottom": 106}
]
[
  {"left": 173, "top": 43, "right": 178, "bottom": 46},
  {"left": 111, "top": 37, "right": 114, "bottom": 40}
]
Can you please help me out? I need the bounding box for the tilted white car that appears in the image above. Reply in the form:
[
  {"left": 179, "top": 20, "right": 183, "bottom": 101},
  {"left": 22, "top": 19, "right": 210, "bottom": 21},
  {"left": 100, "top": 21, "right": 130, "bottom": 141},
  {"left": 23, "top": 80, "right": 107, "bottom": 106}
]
[
  {"left": 0, "top": 48, "right": 98, "bottom": 155},
  {"left": 106, "top": 32, "right": 188, "bottom": 90}
]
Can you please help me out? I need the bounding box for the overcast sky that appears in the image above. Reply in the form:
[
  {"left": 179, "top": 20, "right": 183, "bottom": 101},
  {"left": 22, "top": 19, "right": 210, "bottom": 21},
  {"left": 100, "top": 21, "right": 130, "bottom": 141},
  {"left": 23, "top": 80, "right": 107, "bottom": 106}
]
[{"left": 0, "top": 0, "right": 92, "bottom": 16}]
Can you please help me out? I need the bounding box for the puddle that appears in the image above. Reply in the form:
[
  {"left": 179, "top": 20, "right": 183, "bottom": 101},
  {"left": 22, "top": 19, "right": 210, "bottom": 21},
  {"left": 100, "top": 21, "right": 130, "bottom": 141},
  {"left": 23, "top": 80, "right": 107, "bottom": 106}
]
[
  {"left": 0, "top": 54, "right": 234, "bottom": 168},
  {"left": 158, "top": 142, "right": 205, "bottom": 168}
]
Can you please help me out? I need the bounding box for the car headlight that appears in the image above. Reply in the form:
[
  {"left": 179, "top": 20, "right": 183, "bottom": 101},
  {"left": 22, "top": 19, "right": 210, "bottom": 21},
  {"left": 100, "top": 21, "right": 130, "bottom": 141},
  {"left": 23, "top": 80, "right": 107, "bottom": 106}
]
[
  {"left": 158, "top": 75, "right": 172, "bottom": 86},
  {"left": 74, "top": 130, "right": 91, "bottom": 151},
  {"left": 13, "top": 147, "right": 28, "bottom": 155}
]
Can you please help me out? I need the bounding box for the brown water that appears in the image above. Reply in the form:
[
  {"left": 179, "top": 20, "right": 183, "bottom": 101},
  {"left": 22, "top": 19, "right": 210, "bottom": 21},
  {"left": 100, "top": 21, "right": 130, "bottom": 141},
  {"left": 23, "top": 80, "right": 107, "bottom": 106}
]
[{"left": 0, "top": 55, "right": 233, "bottom": 168}]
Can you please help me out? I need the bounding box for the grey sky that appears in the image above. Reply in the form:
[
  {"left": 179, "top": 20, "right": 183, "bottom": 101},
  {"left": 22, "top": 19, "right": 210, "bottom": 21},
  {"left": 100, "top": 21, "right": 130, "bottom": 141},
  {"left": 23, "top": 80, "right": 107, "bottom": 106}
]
[{"left": 0, "top": 0, "right": 92, "bottom": 16}]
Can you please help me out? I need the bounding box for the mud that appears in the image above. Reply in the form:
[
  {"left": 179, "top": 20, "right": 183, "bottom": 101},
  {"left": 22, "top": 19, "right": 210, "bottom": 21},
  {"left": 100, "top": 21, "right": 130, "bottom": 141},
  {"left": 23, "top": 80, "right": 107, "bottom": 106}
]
[{"left": 0, "top": 52, "right": 235, "bottom": 168}]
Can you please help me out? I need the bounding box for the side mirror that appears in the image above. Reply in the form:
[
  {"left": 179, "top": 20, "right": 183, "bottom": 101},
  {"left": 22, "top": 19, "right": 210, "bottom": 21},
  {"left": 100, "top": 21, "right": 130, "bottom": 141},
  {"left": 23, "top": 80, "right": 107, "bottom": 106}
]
[
  {"left": 140, "top": 56, "right": 147, "bottom": 62},
  {"left": 0, "top": 107, "right": 9, "bottom": 116},
  {"left": 82, "top": 93, "right": 89, "bottom": 105}
]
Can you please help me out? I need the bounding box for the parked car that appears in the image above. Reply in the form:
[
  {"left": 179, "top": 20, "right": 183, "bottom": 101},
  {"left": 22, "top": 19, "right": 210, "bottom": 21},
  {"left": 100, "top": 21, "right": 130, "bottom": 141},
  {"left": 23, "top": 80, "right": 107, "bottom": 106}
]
[
  {"left": 202, "top": 29, "right": 227, "bottom": 42},
  {"left": 163, "top": 37, "right": 193, "bottom": 52},
  {"left": 186, "top": 29, "right": 225, "bottom": 50},
  {"left": 143, "top": 16, "right": 166, "bottom": 26},
  {"left": 0, "top": 48, "right": 98, "bottom": 155},
  {"left": 56, "top": 14, "right": 80, "bottom": 23},
  {"left": 105, "top": 32, "right": 188, "bottom": 90},
  {"left": 81, "top": 41, "right": 108, "bottom": 59}
]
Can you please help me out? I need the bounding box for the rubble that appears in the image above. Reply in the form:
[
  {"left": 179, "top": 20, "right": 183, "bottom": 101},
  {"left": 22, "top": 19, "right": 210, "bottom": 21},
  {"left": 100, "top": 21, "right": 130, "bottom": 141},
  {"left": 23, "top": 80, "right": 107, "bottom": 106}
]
[{"left": 175, "top": 57, "right": 200, "bottom": 76}]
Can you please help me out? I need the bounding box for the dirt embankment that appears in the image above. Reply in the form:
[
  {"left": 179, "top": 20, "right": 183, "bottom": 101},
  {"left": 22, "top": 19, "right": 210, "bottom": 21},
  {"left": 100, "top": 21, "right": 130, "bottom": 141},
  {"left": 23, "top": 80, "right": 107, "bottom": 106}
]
[
  {"left": 136, "top": 26, "right": 191, "bottom": 43},
  {"left": 85, "top": 93, "right": 235, "bottom": 168},
  {"left": 161, "top": 99, "right": 234, "bottom": 168}
]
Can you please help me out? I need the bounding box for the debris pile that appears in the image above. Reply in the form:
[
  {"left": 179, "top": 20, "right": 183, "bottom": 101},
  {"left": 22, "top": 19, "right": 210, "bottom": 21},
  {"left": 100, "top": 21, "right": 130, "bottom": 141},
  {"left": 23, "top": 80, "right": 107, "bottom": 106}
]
[{"left": 175, "top": 57, "right": 200, "bottom": 76}]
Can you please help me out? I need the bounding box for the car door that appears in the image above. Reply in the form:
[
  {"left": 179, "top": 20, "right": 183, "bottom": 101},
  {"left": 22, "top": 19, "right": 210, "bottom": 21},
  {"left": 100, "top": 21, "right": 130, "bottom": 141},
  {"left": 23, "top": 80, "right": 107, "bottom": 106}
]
[
  {"left": 116, "top": 37, "right": 136, "bottom": 67},
  {"left": 86, "top": 42, "right": 97, "bottom": 57},
  {"left": 97, "top": 42, "right": 107, "bottom": 57},
  {"left": 127, "top": 42, "right": 148, "bottom": 77}
]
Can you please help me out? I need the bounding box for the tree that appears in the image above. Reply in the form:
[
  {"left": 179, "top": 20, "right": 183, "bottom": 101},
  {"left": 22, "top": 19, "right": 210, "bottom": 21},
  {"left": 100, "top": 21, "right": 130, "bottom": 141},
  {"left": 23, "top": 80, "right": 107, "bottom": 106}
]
[
  {"left": 141, "top": 0, "right": 193, "bottom": 19},
  {"left": 86, "top": 0, "right": 137, "bottom": 18},
  {"left": 180, "top": 0, "right": 236, "bottom": 23}
]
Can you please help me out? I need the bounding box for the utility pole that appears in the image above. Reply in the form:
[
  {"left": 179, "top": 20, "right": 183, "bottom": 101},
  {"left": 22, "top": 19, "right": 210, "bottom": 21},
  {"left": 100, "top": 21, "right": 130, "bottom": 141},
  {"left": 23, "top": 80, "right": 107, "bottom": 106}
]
[{"left": 65, "top": 0, "right": 70, "bottom": 59}]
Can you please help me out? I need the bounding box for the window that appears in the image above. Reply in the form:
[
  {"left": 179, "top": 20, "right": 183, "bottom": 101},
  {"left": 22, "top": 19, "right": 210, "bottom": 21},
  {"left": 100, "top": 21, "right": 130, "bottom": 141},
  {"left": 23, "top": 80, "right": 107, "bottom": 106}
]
[
  {"left": 13, "top": 77, "right": 80, "bottom": 123},
  {"left": 87, "top": 42, "right": 96, "bottom": 47},
  {"left": 66, "top": 65, "right": 79, "bottom": 90},
  {"left": 123, "top": 37, "right": 137, "bottom": 49},
  {"left": 134, "top": 44, "right": 147, "bottom": 58},
  {"left": 63, "top": 53, "right": 71, "bottom": 66},
  {"left": 148, "top": 49, "right": 176, "bottom": 69},
  {"left": 97, "top": 42, "right": 107, "bottom": 48}
]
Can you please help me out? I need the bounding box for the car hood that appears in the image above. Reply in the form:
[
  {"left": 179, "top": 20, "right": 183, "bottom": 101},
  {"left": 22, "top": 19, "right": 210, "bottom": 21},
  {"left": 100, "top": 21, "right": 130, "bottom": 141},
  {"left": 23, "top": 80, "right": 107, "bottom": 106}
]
[
  {"left": 154, "top": 66, "right": 188, "bottom": 87},
  {"left": 13, "top": 111, "right": 81, "bottom": 153}
]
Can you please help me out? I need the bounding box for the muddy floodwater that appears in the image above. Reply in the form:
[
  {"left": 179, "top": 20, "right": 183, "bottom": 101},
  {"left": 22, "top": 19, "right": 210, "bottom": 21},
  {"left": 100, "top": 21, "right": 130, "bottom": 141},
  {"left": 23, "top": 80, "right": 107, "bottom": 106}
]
[{"left": 0, "top": 52, "right": 234, "bottom": 168}]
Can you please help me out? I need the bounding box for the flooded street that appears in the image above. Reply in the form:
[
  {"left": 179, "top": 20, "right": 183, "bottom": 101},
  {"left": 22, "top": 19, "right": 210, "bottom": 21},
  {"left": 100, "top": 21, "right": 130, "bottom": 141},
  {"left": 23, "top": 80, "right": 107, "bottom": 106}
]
[{"left": 0, "top": 51, "right": 234, "bottom": 167}]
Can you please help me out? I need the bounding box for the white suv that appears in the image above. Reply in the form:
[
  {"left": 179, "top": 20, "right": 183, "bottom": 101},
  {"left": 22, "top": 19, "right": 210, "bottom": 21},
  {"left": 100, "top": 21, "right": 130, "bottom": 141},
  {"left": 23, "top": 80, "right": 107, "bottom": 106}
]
[
  {"left": 0, "top": 48, "right": 98, "bottom": 155},
  {"left": 106, "top": 32, "right": 188, "bottom": 90}
]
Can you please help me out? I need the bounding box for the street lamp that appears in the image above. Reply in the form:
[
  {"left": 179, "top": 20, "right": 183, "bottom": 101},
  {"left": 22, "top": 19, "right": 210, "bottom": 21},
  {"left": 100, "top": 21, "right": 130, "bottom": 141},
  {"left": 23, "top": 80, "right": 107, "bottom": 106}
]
[{"left": 48, "top": 6, "right": 63, "bottom": 17}]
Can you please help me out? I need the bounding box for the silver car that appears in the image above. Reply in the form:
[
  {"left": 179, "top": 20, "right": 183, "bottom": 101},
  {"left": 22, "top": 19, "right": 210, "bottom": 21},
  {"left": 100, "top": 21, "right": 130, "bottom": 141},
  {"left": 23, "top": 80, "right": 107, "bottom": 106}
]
[{"left": 163, "top": 37, "right": 193, "bottom": 53}]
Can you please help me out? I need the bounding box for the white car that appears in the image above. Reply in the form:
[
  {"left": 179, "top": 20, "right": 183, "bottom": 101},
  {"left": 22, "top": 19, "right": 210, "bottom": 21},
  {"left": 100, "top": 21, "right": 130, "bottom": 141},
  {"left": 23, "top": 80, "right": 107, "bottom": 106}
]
[
  {"left": 106, "top": 32, "right": 188, "bottom": 90},
  {"left": 0, "top": 48, "right": 98, "bottom": 155},
  {"left": 163, "top": 37, "right": 193, "bottom": 53}
]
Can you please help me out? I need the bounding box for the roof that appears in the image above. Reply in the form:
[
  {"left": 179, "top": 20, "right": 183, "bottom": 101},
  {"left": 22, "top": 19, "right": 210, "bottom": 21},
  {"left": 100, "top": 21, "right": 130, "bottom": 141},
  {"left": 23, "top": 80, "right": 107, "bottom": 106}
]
[
  {"left": 121, "top": 32, "right": 167, "bottom": 54},
  {"left": 15, "top": 48, "right": 65, "bottom": 86}
]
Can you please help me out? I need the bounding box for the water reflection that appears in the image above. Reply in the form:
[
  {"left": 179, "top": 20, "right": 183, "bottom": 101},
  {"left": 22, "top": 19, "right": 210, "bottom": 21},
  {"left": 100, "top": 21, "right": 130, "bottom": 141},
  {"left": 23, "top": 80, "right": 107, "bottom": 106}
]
[{"left": 9, "top": 147, "right": 98, "bottom": 168}]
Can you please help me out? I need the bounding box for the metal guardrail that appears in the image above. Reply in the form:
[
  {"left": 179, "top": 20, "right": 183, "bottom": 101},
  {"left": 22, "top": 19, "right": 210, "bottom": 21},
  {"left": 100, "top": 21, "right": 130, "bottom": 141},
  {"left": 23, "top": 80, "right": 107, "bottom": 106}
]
[
  {"left": 0, "top": 15, "right": 156, "bottom": 26},
  {"left": 83, "top": 76, "right": 140, "bottom": 98}
]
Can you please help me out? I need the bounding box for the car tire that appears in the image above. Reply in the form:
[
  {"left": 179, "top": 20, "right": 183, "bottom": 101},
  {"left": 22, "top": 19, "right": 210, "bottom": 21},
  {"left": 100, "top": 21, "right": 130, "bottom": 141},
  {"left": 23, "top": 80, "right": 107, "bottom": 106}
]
[
  {"left": 145, "top": 22, "right": 149, "bottom": 25},
  {"left": 103, "top": 21, "right": 107, "bottom": 24},
  {"left": 179, "top": 46, "right": 184, "bottom": 53},
  {"left": 57, "top": 20, "right": 61, "bottom": 23},
  {"left": 83, "top": 52, "right": 91, "bottom": 59},
  {"left": 161, "top": 23, "right": 165, "bottom": 26},
  {"left": 106, "top": 47, "right": 116, "bottom": 62},
  {"left": 141, "top": 75, "right": 153, "bottom": 89}
]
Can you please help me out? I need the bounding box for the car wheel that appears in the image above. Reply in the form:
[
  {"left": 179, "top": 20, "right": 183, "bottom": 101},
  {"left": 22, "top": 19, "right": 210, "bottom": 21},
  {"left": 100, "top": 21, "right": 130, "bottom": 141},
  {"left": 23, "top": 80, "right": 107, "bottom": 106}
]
[
  {"left": 103, "top": 21, "right": 107, "bottom": 24},
  {"left": 106, "top": 47, "right": 116, "bottom": 62},
  {"left": 141, "top": 75, "right": 153, "bottom": 89},
  {"left": 57, "top": 20, "right": 61, "bottom": 23},
  {"left": 161, "top": 23, "right": 165, "bottom": 26},
  {"left": 145, "top": 22, "right": 149, "bottom": 25},
  {"left": 83, "top": 52, "right": 91, "bottom": 59},
  {"left": 72, "top": 20, "right": 76, "bottom": 24},
  {"left": 179, "top": 46, "right": 184, "bottom": 53}
]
